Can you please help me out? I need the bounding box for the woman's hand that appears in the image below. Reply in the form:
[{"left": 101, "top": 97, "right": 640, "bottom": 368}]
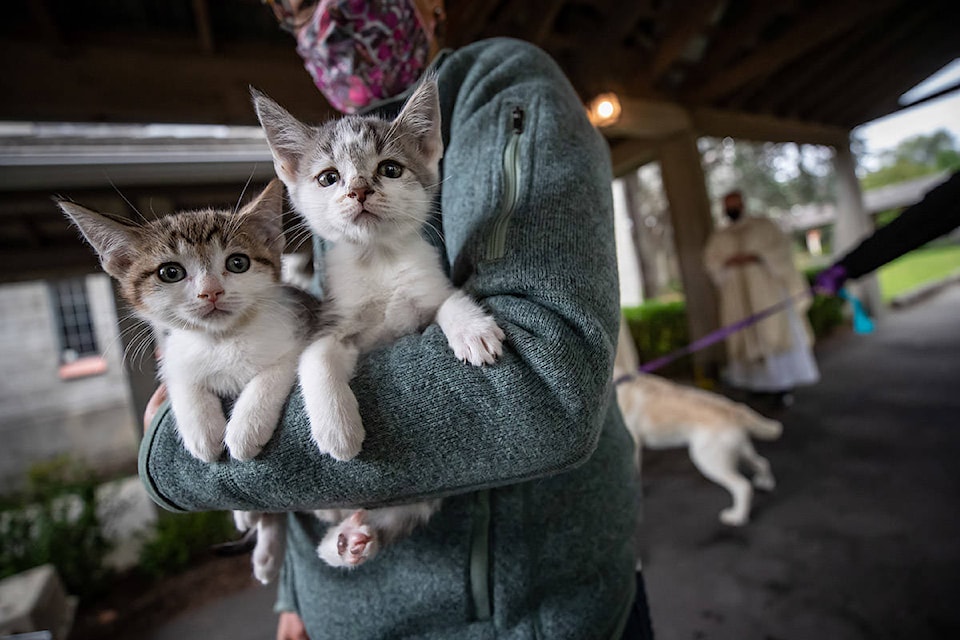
[
  {"left": 277, "top": 611, "right": 309, "bottom": 640},
  {"left": 143, "top": 384, "right": 168, "bottom": 434}
]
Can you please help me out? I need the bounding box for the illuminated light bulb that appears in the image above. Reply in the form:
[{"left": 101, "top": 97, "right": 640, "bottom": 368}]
[{"left": 587, "top": 92, "right": 622, "bottom": 127}]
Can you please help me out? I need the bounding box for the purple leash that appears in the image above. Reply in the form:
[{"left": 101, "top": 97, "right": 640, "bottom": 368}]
[{"left": 614, "top": 289, "right": 814, "bottom": 385}]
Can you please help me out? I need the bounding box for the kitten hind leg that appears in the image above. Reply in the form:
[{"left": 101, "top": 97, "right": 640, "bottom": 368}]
[
  {"left": 299, "top": 336, "right": 365, "bottom": 461},
  {"left": 252, "top": 513, "right": 287, "bottom": 585},
  {"left": 317, "top": 510, "right": 379, "bottom": 568}
]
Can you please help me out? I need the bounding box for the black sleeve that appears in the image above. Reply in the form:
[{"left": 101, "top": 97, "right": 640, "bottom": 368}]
[{"left": 838, "top": 171, "right": 960, "bottom": 280}]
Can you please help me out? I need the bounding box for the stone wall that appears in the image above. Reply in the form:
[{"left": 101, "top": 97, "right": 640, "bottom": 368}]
[{"left": 0, "top": 274, "right": 139, "bottom": 493}]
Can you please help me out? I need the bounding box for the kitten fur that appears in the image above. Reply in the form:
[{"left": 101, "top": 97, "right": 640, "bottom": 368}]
[
  {"left": 253, "top": 78, "right": 505, "bottom": 568},
  {"left": 58, "top": 180, "right": 325, "bottom": 583},
  {"left": 614, "top": 318, "right": 780, "bottom": 526}
]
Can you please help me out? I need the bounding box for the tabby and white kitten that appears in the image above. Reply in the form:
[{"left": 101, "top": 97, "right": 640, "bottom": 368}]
[
  {"left": 253, "top": 78, "right": 505, "bottom": 567},
  {"left": 58, "top": 180, "right": 323, "bottom": 583}
]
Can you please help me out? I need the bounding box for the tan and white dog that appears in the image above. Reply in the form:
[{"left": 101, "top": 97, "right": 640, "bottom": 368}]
[{"left": 615, "top": 319, "right": 781, "bottom": 526}]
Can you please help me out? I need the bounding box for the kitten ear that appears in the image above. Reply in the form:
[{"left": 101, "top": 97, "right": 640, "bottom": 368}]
[
  {"left": 390, "top": 77, "right": 443, "bottom": 167},
  {"left": 238, "top": 179, "right": 286, "bottom": 254},
  {"left": 56, "top": 199, "right": 142, "bottom": 278},
  {"left": 251, "top": 88, "right": 314, "bottom": 183}
]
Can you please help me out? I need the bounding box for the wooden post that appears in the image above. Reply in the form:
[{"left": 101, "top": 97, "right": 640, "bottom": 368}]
[
  {"left": 832, "top": 143, "right": 884, "bottom": 316},
  {"left": 657, "top": 131, "right": 722, "bottom": 380}
]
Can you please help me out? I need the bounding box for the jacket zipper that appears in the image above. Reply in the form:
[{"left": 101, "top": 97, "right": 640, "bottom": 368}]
[
  {"left": 469, "top": 489, "right": 492, "bottom": 621},
  {"left": 487, "top": 107, "right": 525, "bottom": 260}
]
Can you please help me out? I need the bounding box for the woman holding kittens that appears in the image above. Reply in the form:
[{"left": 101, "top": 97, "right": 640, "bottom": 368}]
[{"left": 141, "top": 1, "right": 653, "bottom": 638}]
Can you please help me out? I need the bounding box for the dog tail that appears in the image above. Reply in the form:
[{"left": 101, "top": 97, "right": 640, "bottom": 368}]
[{"left": 742, "top": 408, "right": 783, "bottom": 440}]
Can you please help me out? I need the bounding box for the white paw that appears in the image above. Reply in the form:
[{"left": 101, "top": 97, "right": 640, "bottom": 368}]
[
  {"left": 753, "top": 473, "right": 776, "bottom": 491},
  {"left": 720, "top": 507, "right": 749, "bottom": 527},
  {"left": 225, "top": 415, "right": 267, "bottom": 461},
  {"left": 180, "top": 426, "right": 225, "bottom": 463},
  {"left": 225, "top": 398, "right": 284, "bottom": 461},
  {"left": 234, "top": 510, "right": 260, "bottom": 532},
  {"left": 308, "top": 394, "right": 365, "bottom": 461},
  {"left": 316, "top": 511, "right": 379, "bottom": 568},
  {"left": 446, "top": 315, "right": 505, "bottom": 366},
  {"left": 253, "top": 545, "right": 282, "bottom": 585}
]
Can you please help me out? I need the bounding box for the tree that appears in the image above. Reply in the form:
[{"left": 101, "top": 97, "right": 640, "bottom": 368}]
[{"left": 860, "top": 129, "right": 960, "bottom": 190}]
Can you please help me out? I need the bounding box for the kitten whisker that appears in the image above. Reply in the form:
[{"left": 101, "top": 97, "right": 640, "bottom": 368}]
[
  {"left": 105, "top": 175, "right": 147, "bottom": 223},
  {"left": 235, "top": 165, "right": 258, "bottom": 215}
]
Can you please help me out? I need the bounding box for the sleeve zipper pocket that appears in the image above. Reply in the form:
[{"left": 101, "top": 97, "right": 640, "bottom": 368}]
[{"left": 486, "top": 107, "right": 525, "bottom": 260}]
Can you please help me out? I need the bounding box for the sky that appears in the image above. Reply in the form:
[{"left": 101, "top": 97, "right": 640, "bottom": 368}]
[{"left": 854, "top": 58, "right": 960, "bottom": 165}]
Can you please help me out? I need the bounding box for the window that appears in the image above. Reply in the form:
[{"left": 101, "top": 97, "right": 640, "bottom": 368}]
[{"left": 50, "top": 278, "right": 106, "bottom": 379}]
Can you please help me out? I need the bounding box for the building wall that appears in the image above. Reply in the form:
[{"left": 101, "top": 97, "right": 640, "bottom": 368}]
[{"left": 0, "top": 274, "right": 139, "bottom": 493}]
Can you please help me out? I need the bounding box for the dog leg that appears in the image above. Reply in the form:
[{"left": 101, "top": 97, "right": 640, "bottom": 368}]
[
  {"left": 689, "top": 433, "right": 753, "bottom": 526},
  {"left": 739, "top": 439, "right": 776, "bottom": 491}
]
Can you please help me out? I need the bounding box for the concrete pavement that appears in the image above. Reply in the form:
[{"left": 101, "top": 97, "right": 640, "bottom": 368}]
[{"left": 641, "top": 284, "right": 960, "bottom": 639}]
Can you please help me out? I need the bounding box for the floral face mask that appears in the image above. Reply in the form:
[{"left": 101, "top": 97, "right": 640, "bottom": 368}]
[{"left": 291, "top": 0, "right": 436, "bottom": 114}]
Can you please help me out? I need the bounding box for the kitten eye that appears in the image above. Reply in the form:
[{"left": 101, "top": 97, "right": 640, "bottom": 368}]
[
  {"left": 157, "top": 263, "right": 186, "bottom": 283},
  {"left": 225, "top": 253, "right": 251, "bottom": 273},
  {"left": 377, "top": 160, "right": 404, "bottom": 179},
  {"left": 317, "top": 169, "right": 340, "bottom": 187}
]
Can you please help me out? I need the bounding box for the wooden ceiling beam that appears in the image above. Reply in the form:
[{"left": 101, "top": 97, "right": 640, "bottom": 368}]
[
  {"left": 0, "top": 39, "right": 329, "bottom": 125},
  {"left": 677, "top": 1, "right": 793, "bottom": 91},
  {"left": 690, "top": 107, "right": 849, "bottom": 147},
  {"left": 831, "top": 42, "right": 959, "bottom": 127},
  {"left": 595, "top": 94, "right": 849, "bottom": 148},
  {"left": 753, "top": 22, "right": 873, "bottom": 115},
  {"left": 529, "top": 0, "right": 566, "bottom": 45},
  {"left": 648, "top": 0, "right": 725, "bottom": 82},
  {"left": 785, "top": 9, "right": 925, "bottom": 121},
  {"left": 192, "top": 0, "right": 215, "bottom": 54},
  {"left": 834, "top": 26, "right": 959, "bottom": 126},
  {"left": 444, "top": 0, "right": 503, "bottom": 46},
  {"left": 686, "top": 0, "right": 900, "bottom": 103},
  {"left": 609, "top": 138, "right": 660, "bottom": 177}
]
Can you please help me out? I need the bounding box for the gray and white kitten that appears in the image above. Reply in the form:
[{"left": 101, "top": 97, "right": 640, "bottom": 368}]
[
  {"left": 58, "top": 180, "right": 322, "bottom": 583},
  {"left": 253, "top": 78, "right": 505, "bottom": 567}
]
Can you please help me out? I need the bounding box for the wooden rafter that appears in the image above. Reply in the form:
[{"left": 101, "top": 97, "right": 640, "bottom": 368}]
[
  {"left": 787, "top": 9, "right": 927, "bottom": 122},
  {"left": 685, "top": 0, "right": 901, "bottom": 103},
  {"left": 648, "top": 0, "right": 724, "bottom": 82},
  {"left": 192, "top": 0, "right": 215, "bottom": 54}
]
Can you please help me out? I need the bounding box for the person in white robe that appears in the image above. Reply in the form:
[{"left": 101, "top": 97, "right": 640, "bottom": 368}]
[{"left": 703, "top": 191, "right": 819, "bottom": 404}]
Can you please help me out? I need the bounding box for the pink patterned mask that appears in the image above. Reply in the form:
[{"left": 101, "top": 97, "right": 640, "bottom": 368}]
[{"left": 295, "top": 0, "right": 433, "bottom": 114}]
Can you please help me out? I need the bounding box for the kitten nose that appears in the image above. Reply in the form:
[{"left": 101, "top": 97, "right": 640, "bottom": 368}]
[
  {"left": 198, "top": 288, "right": 224, "bottom": 303},
  {"left": 347, "top": 180, "right": 371, "bottom": 203},
  {"left": 198, "top": 278, "right": 224, "bottom": 303}
]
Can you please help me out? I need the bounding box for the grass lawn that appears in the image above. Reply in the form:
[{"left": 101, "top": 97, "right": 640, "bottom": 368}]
[{"left": 877, "top": 243, "right": 960, "bottom": 302}]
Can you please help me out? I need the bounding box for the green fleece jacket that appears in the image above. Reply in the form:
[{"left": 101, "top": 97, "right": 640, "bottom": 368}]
[{"left": 140, "top": 38, "right": 640, "bottom": 639}]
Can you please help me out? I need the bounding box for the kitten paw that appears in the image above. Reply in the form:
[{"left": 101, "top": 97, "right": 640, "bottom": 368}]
[
  {"left": 252, "top": 545, "right": 282, "bottom": 585},
  {"left": 180, "top": 429, "right": 225, "bottom": 463},
  {"left": 234, "top": 510, "right": 260, "bottom": 532},
  {"left": 317, "top": 511, "right": 379, "bottom": 568},
  {"left": 308, "top": 396, "right": 365, "bottom": 461},
  {"left": 224, "top": 422, "right": 268, "bottom": 462},
  {"left": 446, "top": 316, "right": 505, "bottom": 366}
]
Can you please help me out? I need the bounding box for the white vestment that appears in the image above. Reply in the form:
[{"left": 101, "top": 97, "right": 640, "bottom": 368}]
[{"left": 703, "top": 216, "right": 820, "bottom": 391}]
